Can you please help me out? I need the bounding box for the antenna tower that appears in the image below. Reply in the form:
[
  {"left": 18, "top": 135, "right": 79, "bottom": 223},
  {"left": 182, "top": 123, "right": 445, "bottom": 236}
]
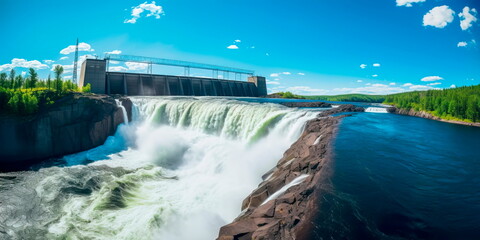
[{"left": 72, "top": 38, "right": 79, "bottom": 84}]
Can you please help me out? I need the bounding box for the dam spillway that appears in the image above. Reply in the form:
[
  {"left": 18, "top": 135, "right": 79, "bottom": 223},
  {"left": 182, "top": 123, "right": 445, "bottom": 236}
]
[{"left": 79, "top": 56, "right": 267, "bottom": 97}]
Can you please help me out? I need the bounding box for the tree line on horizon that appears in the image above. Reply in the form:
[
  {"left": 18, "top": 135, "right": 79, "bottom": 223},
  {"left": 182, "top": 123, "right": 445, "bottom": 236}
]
[
  {"left": 0, "top": 67, "right": 91, "bottom": 115},
  {"left": 384, "top": 85, "right": 480, "bottom": 123}
]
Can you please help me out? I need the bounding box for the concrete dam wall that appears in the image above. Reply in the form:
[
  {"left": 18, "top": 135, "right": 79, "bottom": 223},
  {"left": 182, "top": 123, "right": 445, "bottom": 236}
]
[{"left": 80, "top": 59, "right": 267, "bottom": 97}]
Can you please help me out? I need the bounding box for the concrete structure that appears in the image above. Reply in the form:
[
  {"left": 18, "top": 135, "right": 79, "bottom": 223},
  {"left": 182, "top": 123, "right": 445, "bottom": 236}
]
[{"left": 79, "top": 58, "right": 267, "bottom": 97}]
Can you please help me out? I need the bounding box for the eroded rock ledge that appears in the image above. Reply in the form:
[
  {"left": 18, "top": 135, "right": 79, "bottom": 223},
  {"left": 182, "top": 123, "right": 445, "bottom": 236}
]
[
  {"left": 217, "top": 105, "right": 364, "bottom": 240},
  {"left": 0, "top": 93, "right": 132, "bottom": 171}
]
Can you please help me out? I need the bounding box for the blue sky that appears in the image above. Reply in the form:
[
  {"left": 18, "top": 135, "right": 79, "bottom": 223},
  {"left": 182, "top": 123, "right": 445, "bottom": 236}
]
[{"left": 1, "top": 0, "right": 479, "bottom": 95}]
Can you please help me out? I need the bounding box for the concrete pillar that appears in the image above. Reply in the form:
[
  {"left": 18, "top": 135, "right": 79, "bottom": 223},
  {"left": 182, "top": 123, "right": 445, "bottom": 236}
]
[{"left": 248, "top": 76, "right": 267, "bottom": 97}]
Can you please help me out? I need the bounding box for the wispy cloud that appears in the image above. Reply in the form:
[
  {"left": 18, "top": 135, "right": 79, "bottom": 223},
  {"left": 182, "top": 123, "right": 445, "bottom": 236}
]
[
  {"left": 286, "top": 86, "right": 330, "bottom": 95},
  {"left": 360, "top": 64, "right": 367, "bottom": 69},
  {"left": 421, "top": 76, "right": 443, "bottom": 81},
  {"left": 124, "top": 1, "right": 164, "bottom": 24},
  {"left": 105, "top": 50, "right": 122, "bottom": 55},
  {"left": 125, "top": 62, "right": 148, "bottom": 70}
]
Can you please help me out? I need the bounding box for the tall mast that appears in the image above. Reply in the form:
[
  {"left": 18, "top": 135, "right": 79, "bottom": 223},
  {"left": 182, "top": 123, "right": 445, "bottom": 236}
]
[{"left": 72, "top": 38, "right": 79, "bottom": 84}]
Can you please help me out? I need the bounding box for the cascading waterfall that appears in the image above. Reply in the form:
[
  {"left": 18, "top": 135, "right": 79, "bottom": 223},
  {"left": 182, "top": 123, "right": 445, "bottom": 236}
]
[
  {"left": 115, "top": 99, "right": 129, "bottom": 125},
  {"left": 0, "top": 97, "right": 320, "bottom": 240}
]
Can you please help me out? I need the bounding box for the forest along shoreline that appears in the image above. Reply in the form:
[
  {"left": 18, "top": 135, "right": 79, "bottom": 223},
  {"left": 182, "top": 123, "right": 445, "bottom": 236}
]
[
  {"left": 387, "top": 106, "right": 480, "bottom": 127},
  {"left": 0, "top": 92, "right": 132, "bottom": 172},
  {"left": 217, "top": 104, "right": 364, "bottom": 240}
]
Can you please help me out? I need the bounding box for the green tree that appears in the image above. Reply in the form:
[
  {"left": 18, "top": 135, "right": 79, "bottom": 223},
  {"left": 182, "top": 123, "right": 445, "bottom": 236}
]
[
  {"left": 9, "top": 69, "right": 15, "bottom": 89},
  {"left": 14, "top": 75, "right": 23, "bottom": 90},
  {"left": 28, "top": 68, "right": 38, "bottom": 90},
  {"left": 53, "top": 65, "right": 64, "bottom": 92},
  {"left": 0, "top": 72, "right": 7, "bottom": 87},
  {"left": 47, "top": 74, "right": 51, "bottom": 89}
]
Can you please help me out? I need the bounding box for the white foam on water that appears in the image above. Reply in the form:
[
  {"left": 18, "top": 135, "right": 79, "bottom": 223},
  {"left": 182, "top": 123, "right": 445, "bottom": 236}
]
[
  {"left": 0, "top": 97, "right": 320, "bottom": 240},
  {"left": 261, "top": 174, "right": 310, "bottom": 205},
  {"left": 365, "top": 107, "right": 388, "bottom": 113}
]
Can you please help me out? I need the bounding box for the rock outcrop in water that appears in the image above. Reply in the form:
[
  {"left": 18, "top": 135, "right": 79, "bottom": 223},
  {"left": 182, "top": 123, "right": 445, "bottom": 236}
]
[
  {"left": 217, "top": 105, "right": 363, "bottom": 240},
  {"left": 0, "top": 93, "right": 132, "bottom": 171}
]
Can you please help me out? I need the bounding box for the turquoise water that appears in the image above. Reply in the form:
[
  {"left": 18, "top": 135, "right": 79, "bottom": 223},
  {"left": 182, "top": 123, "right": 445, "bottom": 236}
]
[{"left": 312, "top": 113, "right": 480, "bottom": 239}]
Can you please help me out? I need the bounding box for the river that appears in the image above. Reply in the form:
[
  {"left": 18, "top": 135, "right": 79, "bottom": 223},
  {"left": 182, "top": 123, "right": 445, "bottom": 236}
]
[{"left": 1, "top": 97, "right": 479, "bottom": 239}]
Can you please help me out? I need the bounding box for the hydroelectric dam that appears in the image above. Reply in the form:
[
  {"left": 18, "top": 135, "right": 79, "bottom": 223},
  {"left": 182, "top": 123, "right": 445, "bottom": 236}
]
[{"left": 79, "top": 54, "right": 267, "bottom": 97}]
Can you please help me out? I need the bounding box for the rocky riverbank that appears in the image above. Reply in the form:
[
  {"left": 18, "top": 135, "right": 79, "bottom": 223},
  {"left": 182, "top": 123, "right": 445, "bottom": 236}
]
[
  {"left": 387, "top": 107, "right": 480, "bottom": 127},
  {"left": 0, "top": 93, "right": 132, "bottom": 171},
  {"left": 217, "top": 105, "right": 364, "bottom": 240}
]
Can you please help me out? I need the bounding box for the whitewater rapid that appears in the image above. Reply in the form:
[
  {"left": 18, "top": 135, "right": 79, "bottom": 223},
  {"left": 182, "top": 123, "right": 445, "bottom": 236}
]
[{"left": 0, "top": 97, "right": 319, "bottom": 240}]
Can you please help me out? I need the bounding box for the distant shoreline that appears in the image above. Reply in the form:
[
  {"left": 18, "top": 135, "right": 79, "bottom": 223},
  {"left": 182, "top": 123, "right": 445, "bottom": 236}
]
[{"left": 388, "top": 107, "right": 480, "bottom": 128}]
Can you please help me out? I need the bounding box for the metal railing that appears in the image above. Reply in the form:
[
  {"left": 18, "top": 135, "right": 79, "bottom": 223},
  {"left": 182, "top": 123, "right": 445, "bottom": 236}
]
[{"left": 105, "top": 54, "right": 254, "bottom": 76}]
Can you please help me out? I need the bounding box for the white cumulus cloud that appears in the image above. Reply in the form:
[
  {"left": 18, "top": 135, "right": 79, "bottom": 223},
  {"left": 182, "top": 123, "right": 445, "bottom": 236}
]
[
  {"left": 234, "top": 39, "right": 241, "bottom": 43},
  {"left": 396, "top": 0, "right": 425, "bottom": 7},
  {"left": 125, "top": 1, "right": 164, "bottom": 24},
  {"left": 457, "top": 41, "right": 468, "bottom": 47},
  {"left": 459, "top": 7, "right": 478, "bottom": 31},
  {"left": 390, "top": 82, "right": 396, "bottom": 85},
  {"left": 403, "top": 83, "right": 413, "bottom": 87},
  {"left": 0, "top": 58, "right": 49, "bottom": 71},
  {"left": 43, "top": 60, "right": 55, "bottom": 64},
  {"left": 298, "top": 73, "right": 305, "bottom": 76},
  {"left": 421, "top": 76, "right": 443, "bottom": 81},
  {"left": 372, "top": 74, "right": 378, "bottom": 77},
  {"left": 227, "top": 45, "right": 239, "bottom": 49},
  {"left": 450, "top": 84, "right": 456, "bottom": 88},
  {"left": 373, "top": 63, "right": 381, "bottom": 67},
  {"left": 270, "top": 73, "right": 279, "bottom": 77},
  {"left": 360, "top": 64, "right": 367, "bottom": 69},
  {"left": 423, "top": 6, "right": 455, "bottom": 28},
  {"left": 60, "top": 42, "right": 94, "bottom": 55}
]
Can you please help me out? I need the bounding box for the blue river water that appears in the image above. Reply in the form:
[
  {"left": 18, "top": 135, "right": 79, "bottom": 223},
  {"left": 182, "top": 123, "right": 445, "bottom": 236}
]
[
  {"left": 15, "top": 97, "right": 480, "bottom": 239},
  {"left": 311, "top": 112, "right": 480, "bottom": 240}
]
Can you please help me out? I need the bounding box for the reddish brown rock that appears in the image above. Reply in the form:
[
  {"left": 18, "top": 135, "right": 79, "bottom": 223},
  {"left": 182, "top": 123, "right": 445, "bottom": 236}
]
[{"left": 217, "top": 110, "right": 350, "bottom": 240}]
